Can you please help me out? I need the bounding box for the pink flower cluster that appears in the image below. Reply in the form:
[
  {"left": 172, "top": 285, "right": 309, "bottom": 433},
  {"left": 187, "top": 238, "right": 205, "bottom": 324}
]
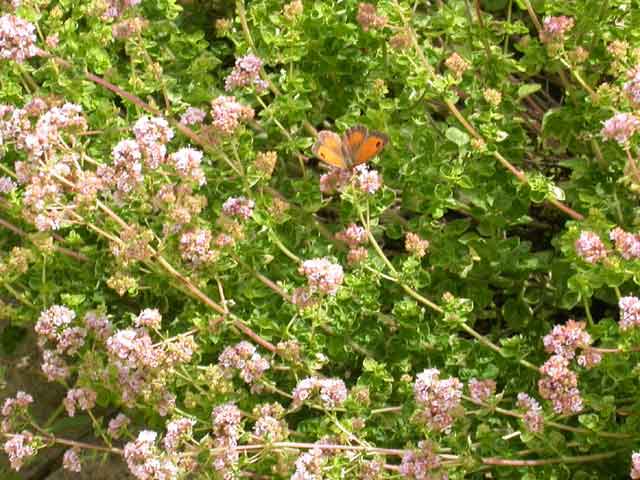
[
  {"left": 99, "top": 116, "right": 174, "bottom": 197},
  {"left": 3, "top": 431, "right": 35, "bottom": 471},
  {"left": 108, "top": 413, "right": 131, "bottom": 439},
  {"left": 468, "top": 378, "right": 496, "bottom": 403},
  {"left": 135, "top": 308, "right": 162, "bottom": 330},
  {"left": 516, "top": 393, "right": 544, "bottom": 433},
  {"left": 291, "top": 447, "right": 325, "bottom": 480},
  {"left": 610, "top": 227, "right": 640, "bottom": 259},
  {"left": 179, "top": 107, "right": 206, "bottom": 126},
  {"left": 169, "top": 147, "right": 206, "bottom": 186},
  {"left": 347, "top": 246, "right": 368, "bottom": 265},
  {"left": 291, "top": 286, "right": 318, "bottom": 309},
  {"left": 111, "top": 17, "right": 147, "bottom": 39},
  {"left": 0, "top": 101, "right": 94, "bottom": 231},
  {"left": 336, "top": 223, "right": 367, "bottom": 247},
  {"left": 299, "top": 258, "right": 344, "bottom": 295},
  {"left": 63, "top": 387, "right": 97, "bottom": 417},
  {"left": 123, "top": 430, "right": 179, "bottom": 480},
  {"left": 1, "top": 391, "right": 33, "bottom": 418},
  {"left": 1, "top": 391, "right": 33, "bottom": 433},
  {"left": 222, "top": 196, "right": 255, "bottom": 220},
  {"left": 319, "top": 168, "right": 352, "bottom": 194},
  {"left": 101, "top": 0, "right": 142, "bottom": 20},
  {"left": 576, "top": 227, "right": 640, "bottom": 264},
  {"left": 619, "top": 296, "right": 640, "bottom": 330},
  {"left": 163, "top": 418, "right": 195, "bottom": 453},
  {"left": 212, "top": 402, "right": 242, "bottom": 439},
  {"left": 63, "top": 448, "right": 81, "bottom": 472},
  {"left": 413, "top": 369, "right": 463, "bottom": 433},
  {"left": 543, "top": 319, "right": 591, "bottom": 359},
  {"left": 0, "top": 176, "right": 16, "bottom": 194},
  {"left": 101, "top": 139, "right": 143, "bottom": 195},
  {"left": 218, "top": 341, "right": 270, "bottom": 385},
  {"left": 165, "top": 335, "right": 197, "bottom": 366},
  {"left": 211, "top": 403, "right": 242, "bottom": 476},
  {"left": 356, "top": 3, "right": 387, "bottom": 32},
  {"left": 540, "top": 16, "right": 574, "bottom": 43},
  {"left": 179, "top": 228, "right": 217, "bottom": 266},
  {"left": 624, "top": 67, "right": 640, "bottom": 107},
  {"left": 0, "top": 14, "right": 39, "bottom": 63},
  {"left": 105, "top": 323, "right": 189, "bottom": 414},
  {"left": 574, "top": 231, "right": 608, "bottom": 264},
  {"left": 35, "top": 305, "right": 86, "bottom": 371},
  {"left": 543, "top": 319, "right": 601, "bottom": 370},
  {"left": 399, "top": 441, "right": 441, "bottom": 479},
  {"left": 601, "top": 113, "right": 640, "bottom": 144},
  {"left": 23, "top": 103, "right": 87, "bottom": 159},
  {"left": 318, "top": 164, "right": 384, "bottom": 195},
  {"left": 154, "top": 183, "right": 207, "bottom": 235},
  {"left": 360, "top": 460, "right": 383, "bottom": 478},
  {"left": 107, "top": 327, "right": 161, "bottom": 370},
  {"left": 210, "top": 96, "right": 255, "bottom": 134},
  {"left": 110, "top": 226, "right": 154, "bottom": 266},
  {"left": 106, "top": 328, "right": 161, "bottom": 414},
  {"left": 291, "top": 376, "right": 348, "bottom": 409},
  {"left": 405, "top": 232, "right": 430, "bottom": 258},
  {"left": 133, "top": 116, "right": 174, "bottom": 169},
  {"left": 41, "top": 349, "right": 70, "bottom": 382},
  {"left": 336, "top": 224, "right": 369, "bottom": 265},
  {"left": 354, "top": 164, "right": 383, "bottom": 194},
  {"left": 252, "top": 403, "right": 287, "bottom": 442},
  {"left": 538, "top": 355, "right": 583, "bottom": 414},
  {"left": 225, "top": 54, "right": 268, "bottom": 92},
  {"left": 631, "top": 452, "right": 640, "bottom": 479}
]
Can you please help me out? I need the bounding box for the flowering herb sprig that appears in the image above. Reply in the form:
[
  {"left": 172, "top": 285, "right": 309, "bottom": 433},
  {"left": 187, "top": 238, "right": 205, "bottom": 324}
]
[{"left": 0, "top": 0, "right": 640, "bottom": 478}]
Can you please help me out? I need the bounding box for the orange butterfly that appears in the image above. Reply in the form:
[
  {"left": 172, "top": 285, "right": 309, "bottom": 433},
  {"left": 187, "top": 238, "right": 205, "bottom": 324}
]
[{"left": 312, "top": 124, "right": 389, "bottom": 169}]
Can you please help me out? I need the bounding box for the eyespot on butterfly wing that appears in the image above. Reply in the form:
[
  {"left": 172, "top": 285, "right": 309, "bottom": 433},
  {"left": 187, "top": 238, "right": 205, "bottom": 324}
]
[
  {"left": 352, "top": 129, "right": 389, "bottom": 166},
  {"left": 312, "top": 130, "right": 348, "bottom": 169}
]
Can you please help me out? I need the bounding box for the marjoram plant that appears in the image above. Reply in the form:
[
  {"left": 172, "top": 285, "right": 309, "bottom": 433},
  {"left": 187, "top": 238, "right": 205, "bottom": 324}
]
[{"left": 1, "top": 0, "right": 640, "bottom": 478}]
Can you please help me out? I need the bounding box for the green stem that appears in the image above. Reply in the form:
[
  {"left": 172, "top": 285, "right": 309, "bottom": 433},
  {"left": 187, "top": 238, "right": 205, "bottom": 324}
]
[
  {"left": 583, "top": 296, "right": 594, "bottom": 328},
  {"left": 559, "top": 58, "right": 597, "bottom": 99},
  {"left": 87, "top": 409, "right": 112, "bottom": 448},
  {"left": 390, "top": 1, "right": 585, "bottom": 222},
  {"left": 0, "top": 163, "right": 18, "bottom": 179},
  {"left": 43, "top": 404, "right": 65, "bottom": 429},
  {"left": 1, "top": 281, "right": 35, "bottom": 308},
  {"left": 269, "top": 230, "right": 301, "bottom": 263},
  {"left": 458, "top": 322, "right": 537, "bottom": 371},
  {"left": 236, "top": 0, "right": 282, "bottom": 97},
  {"left": 520, "top": 0, "right": 542, "bottom": 32},
  {"left": 467, "top": 395, "right": 632, "bottom": 439},
  {"left": 613, "top": 286, "right": 622, "bottom": 300},
  {"left": 16, "top": 63, "right": 39, "bottom": 93},
  {"left": 359, "top": 205, "right": 534, "bottom": 369}
]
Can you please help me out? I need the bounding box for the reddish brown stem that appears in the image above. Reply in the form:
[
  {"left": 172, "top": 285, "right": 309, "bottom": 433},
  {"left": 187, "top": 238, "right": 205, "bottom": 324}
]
[
  {"left": 0, "top": 217, "right": 89, "bottom": 262},
  {"left": 625, "top": 147, "right": 640, "bottom": 185},
  {"left": 473, "top": 0, "right": 485, "bottom": 28},
  {"left": 521, "top": 0, "right": 542, "bottom": 33},
  {"left": 2, "top": 432, "right": 122, "bottom": 455}
]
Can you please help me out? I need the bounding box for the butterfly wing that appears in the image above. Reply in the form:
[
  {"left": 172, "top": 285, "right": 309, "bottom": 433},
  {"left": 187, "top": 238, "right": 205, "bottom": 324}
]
[
  {"left": 312, "top": 130, "right": 348, "bottom": 169},
  {"left": 352, "top": 130, "right": 389, "bottom": 166},
  {"left": 342, "top": 125, "right": 369, "bottom": 166}
]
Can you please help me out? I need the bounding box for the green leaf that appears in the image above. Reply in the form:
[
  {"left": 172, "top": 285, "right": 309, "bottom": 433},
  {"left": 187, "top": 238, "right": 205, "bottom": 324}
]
[
  {"left": 517, "top": 83, "right": 542, "bottom": 98},
  {"left": 445, "top": 127, "right": 470, "bottom": 147},
  {"left": 60, "top": 294, "right": 86, "bottom": 307}
]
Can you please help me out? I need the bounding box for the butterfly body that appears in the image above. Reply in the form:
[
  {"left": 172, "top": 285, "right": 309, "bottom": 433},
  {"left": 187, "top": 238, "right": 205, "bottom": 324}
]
[{"left": 312, "top": 125, "right": 388, "bottom": 169}]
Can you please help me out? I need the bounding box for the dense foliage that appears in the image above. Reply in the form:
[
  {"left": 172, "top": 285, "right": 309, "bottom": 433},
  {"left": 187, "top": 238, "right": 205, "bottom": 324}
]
[{"left": 1, "top": 0, "right": 640, "bottom": 478}]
